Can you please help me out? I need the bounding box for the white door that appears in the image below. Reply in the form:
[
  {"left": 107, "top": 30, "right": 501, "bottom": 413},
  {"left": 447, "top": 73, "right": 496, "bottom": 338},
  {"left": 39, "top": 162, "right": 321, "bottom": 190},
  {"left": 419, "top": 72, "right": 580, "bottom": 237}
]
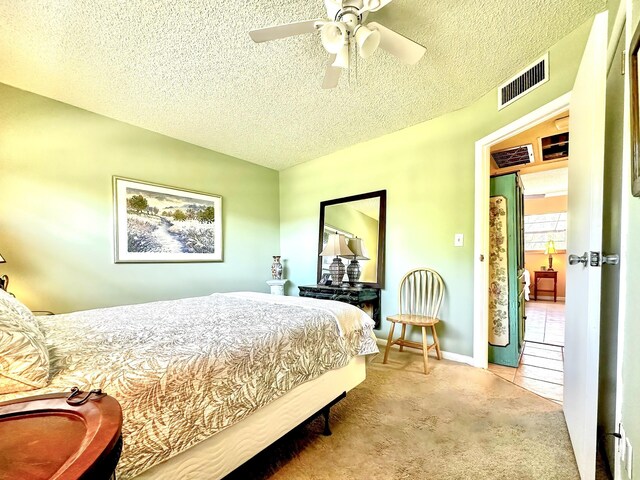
[{"left": 564, "top": 11, "right": 607, "bottom": 480}]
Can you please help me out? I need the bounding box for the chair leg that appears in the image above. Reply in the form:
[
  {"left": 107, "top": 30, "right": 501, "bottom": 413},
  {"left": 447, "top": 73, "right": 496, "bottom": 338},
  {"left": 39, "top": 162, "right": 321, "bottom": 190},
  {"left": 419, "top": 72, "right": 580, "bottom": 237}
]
[
  {"left": 421, "top": 326, "right": 429, "bottom": 374},
  {"left": 399, "top": 324, "right": 407, "bottom": 352},
  {"left": 431, "top": 324, "right": 442, "bottom": 360},
  {"left": 383, "top": 322, "right": 396, "bottom": 364}
]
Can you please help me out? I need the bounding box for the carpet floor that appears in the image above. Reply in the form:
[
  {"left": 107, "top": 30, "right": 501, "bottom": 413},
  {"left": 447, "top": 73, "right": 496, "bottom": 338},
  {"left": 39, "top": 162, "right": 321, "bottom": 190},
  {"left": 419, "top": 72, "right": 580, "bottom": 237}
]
[{"left": 225, "top": 350, "right": 579, "bottom": 480}]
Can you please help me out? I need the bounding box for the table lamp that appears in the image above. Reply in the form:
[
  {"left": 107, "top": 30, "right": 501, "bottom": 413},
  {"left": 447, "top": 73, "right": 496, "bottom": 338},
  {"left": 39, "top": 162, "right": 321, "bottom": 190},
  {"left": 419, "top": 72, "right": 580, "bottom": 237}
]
[
  {"left": 320, "top": 233, "right": 354, "bottom": 285},
  {"left": 545, "top": 240, "right": 557, "bottom": 271},
  {"left": 342, "top": 237, "right": 369, "bottom": 285}
]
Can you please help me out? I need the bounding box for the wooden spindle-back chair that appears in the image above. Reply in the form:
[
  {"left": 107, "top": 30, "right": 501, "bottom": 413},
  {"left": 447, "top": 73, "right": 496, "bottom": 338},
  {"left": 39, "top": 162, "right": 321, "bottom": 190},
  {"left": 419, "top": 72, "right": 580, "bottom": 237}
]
[{"left": 383, "top": 268, "right": 444, "bottom": 374}]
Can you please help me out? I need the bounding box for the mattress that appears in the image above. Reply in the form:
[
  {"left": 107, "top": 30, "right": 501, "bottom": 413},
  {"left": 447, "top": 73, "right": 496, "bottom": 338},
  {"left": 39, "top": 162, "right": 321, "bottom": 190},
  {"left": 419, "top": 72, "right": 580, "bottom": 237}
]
[
  {"left": 134, "top": 355, "right": 367, "bottom": 479},
  {"left": 1, "top": 292, "right": 377, "bottom": 479}
]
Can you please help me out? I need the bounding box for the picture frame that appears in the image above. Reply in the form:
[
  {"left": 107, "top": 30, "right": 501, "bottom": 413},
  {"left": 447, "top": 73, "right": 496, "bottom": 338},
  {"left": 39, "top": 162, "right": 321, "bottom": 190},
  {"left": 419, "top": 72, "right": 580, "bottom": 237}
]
[
  {"left": 630, "top": 20, "right": 640, "bottom": 196},
  {"left": 113, "top": 177, "right": 222, "bottom": 263}
]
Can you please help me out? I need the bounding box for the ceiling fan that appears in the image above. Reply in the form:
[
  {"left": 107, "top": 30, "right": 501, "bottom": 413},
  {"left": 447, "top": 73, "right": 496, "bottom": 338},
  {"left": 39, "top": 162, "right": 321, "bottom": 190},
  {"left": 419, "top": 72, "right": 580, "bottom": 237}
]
[{"left": 249, "top": 0, "right": 426, "bottom": 89}]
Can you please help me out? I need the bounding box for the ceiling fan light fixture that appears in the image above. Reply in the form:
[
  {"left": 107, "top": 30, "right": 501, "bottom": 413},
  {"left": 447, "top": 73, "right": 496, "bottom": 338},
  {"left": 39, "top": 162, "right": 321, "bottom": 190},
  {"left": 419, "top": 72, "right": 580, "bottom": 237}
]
[
  {"left": 320, "top": 22, "right": 347, "bottom": 54},
  {"left": 332, "top": 42, "right": 350, "bottom": 69},
  {"left": 362, "top": 0, "right": 381, "bottom": 11},
  {"left": 355, "top": 24, "right": 380, "bottom": 58},
  {"left": 248, "top": 0, "right": 425, "bottom": 89}
]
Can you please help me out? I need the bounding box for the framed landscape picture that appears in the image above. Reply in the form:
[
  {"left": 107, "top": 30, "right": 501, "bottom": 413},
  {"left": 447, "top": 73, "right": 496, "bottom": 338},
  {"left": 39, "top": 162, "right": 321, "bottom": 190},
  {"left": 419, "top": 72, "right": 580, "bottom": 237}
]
[{"left": 113, "top": 177, "right": 222, "bottom": 263}]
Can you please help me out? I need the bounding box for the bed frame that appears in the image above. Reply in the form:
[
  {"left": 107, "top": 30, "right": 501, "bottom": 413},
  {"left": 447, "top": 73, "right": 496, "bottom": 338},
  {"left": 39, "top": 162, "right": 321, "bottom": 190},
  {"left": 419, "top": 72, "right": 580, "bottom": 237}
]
[{"left": 133, "top": 355, "right": 366, "bottom": 479}]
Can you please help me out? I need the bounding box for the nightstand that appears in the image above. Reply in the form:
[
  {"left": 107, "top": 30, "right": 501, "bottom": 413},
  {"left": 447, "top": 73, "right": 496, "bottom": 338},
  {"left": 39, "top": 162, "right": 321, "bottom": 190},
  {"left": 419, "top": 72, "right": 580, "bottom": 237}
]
[
  {"left": 0, "top": 391, "right": 123, "bottom": 479},
  {"left": 534, "top": 270, "right": 558, "bottom": 302},
  {"left": 298, "top": 285, "right": 381, "bottom": 328}
]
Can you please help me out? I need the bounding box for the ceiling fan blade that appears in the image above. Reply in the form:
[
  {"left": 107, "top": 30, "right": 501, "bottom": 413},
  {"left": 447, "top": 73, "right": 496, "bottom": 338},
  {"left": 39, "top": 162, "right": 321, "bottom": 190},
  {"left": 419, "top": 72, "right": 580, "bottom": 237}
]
[
  {"left": 367, "top": 22, "right": 426, "bottom": 64},
  {"left": 322, "top": 55, "right": 342, "bottom": 89},
  {"left": 361, "top": 0, "right": 393, "bottom": 12},
  {"left": 324, "top": 0, "right": 344, "bottom": 18},
  {"left": 249, "top": 20, "right": 319, "bottom": 43},
  {"left": 324, "top": 0, "right": 344, "bottom": 10}
]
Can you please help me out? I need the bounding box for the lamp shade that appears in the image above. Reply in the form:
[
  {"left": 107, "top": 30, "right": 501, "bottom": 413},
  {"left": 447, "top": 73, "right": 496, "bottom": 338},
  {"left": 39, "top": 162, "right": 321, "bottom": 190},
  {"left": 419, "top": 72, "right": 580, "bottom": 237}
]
[
  {"left": 320, "top": 233, "right": 354, "bottom": 257},
  {"left": 545, "top": 240, "right": 557, "bottom": 255},
  {"left": 355, "top": 24, "right": 380, "bottom": 58},
  {"left": 320, "top": 22, "right": 347, "bottom": 55},
  {"left": 0, "top": 253, "right": 4, "bottom": 263},
  {"left": 332, "top": 42, "right": 350, "bottom": 69},
  {"left": 344, "top": 237, "right": 369, "bottom": 260}
]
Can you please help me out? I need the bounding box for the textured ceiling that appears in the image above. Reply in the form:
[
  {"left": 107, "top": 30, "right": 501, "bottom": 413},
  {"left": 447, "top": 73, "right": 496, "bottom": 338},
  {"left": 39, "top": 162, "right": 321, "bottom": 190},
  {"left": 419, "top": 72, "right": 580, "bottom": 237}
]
[
  {"left": 0, "top": 1, "right": 604, "bottom": 170},
  {"left": 521, "top": 168, "right": 568, "bottom": 197}
]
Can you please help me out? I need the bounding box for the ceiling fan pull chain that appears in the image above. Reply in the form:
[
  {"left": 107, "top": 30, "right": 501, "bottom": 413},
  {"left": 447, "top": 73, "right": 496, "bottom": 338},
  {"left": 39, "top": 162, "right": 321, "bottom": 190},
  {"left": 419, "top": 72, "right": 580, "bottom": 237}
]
[{"left": 352, "top": 38, "right": 357, "bottom": 86}]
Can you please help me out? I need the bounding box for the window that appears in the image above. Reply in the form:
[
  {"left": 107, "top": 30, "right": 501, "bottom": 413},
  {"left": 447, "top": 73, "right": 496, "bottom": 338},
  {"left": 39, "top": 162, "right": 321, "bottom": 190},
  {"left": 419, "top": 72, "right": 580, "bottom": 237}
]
[{"left": 524, "top": 212, "right": 567, "bottom": 251}]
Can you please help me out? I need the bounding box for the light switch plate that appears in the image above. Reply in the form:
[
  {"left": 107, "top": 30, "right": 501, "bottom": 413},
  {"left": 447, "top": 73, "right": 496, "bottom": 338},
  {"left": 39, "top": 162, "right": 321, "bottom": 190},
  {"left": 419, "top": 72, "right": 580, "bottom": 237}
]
[{"left": 454, "top": 233, "right": 464, "bottom": 247}]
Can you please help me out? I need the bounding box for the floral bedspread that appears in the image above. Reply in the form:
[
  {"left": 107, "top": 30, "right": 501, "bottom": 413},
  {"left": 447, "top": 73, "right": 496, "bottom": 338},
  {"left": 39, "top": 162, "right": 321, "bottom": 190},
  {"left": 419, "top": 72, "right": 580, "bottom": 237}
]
[{"left": 0, "top": 292, "right": 378, "bottom": 478}]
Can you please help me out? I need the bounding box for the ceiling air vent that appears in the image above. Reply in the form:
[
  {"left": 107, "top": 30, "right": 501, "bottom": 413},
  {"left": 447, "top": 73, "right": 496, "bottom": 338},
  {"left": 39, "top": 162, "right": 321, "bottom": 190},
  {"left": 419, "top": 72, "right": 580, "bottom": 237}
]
[
  {"left": 491, "top": 144, "right": 534, "bottom": 169},
  {"left": 498, "top": 53, "right": 549, "bottom": 110}
]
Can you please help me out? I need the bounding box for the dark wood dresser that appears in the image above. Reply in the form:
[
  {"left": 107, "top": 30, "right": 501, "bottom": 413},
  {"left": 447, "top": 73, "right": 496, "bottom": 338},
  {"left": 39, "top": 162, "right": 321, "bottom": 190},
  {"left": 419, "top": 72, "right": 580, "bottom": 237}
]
[{"left": 299, "top": 285, "right": 381, "bottom": 329}]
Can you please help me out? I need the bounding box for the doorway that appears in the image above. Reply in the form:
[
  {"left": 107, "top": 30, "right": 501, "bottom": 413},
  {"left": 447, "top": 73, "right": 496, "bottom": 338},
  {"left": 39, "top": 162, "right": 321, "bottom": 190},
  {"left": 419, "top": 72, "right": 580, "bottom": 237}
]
[
  {"left": 482, "top": 112, "right": 569, "bottom": 403},
  {"left": 472, "top": 93, "right": 571, "bottom": 371}
]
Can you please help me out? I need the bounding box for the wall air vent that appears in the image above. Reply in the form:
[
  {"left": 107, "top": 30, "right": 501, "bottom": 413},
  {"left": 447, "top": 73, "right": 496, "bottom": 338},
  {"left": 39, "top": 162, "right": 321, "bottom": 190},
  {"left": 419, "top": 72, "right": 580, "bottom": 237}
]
[
  {"left": 498, "top": 53, "right": 549, "bottom": 110},
  {"left": 491, "top": 144, "right": 534, "bottom": 169}
]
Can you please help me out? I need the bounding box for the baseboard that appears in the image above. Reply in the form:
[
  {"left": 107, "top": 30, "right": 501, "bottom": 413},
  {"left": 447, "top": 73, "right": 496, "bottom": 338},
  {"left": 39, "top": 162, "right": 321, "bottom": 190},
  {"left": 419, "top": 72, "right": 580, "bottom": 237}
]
[
  {"left": 529, "top": 296, "right": 565, "bottom": 302},
  {"left": 375, "top": 338, "right": 475, "bottom": 366}
]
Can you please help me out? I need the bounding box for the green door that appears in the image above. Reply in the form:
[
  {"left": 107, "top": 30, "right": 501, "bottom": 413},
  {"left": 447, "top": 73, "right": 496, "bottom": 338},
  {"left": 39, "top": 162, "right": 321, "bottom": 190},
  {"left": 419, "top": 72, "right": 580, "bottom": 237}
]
[{"left": 488, "top": 173, "right": 524, "bottom": 367}]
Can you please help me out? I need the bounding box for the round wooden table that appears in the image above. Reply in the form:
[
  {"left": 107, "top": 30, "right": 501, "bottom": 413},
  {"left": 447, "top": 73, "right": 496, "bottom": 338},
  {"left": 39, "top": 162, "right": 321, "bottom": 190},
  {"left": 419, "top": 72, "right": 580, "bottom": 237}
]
[{"left": 0, "top": 390, "right": 123, "bottom": 480}]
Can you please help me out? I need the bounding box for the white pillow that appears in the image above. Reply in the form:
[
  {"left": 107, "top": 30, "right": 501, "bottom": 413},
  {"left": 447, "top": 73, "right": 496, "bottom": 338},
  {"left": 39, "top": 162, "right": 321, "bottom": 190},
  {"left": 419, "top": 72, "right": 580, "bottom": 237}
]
[{"left": 0, "top": 290, "right": 50, "bottom": 394}]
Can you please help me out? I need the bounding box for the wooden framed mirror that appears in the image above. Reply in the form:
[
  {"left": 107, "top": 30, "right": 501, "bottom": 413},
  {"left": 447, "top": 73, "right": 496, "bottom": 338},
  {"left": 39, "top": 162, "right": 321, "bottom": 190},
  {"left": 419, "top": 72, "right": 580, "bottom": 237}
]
[
  {"left": 317, "top": 190, "right": 386, "bottom": 288},
  {"left": 630, "top": 18, "right": 640, "bottom": 197}
]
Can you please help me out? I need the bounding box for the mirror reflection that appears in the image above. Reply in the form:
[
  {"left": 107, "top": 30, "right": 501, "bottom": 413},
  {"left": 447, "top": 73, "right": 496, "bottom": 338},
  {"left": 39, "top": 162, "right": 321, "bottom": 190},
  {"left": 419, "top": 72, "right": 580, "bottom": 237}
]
[{"left": 322, "top": 199, "right": 379, "bottom": 283}]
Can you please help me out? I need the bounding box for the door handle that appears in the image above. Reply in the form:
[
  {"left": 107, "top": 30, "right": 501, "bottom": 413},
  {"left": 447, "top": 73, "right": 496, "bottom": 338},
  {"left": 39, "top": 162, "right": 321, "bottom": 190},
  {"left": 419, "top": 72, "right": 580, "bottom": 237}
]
[
  {"left": 568, "top": 252, "right": 588, "bottom": 266},
  {"left": 569, "top": 252, "right": 619, "bottom": 266}
]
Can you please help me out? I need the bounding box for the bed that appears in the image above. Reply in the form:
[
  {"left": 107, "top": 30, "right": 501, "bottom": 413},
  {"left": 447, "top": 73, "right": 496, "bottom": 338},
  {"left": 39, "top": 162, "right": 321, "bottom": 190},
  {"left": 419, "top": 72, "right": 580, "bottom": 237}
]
[{"left": 0, "top": 290, "right": 378, "bottom": 479}]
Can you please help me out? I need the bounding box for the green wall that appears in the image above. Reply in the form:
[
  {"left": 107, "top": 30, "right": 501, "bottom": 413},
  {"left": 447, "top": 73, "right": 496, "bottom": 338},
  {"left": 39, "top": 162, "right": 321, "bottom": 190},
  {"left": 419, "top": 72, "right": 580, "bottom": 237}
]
[
  {"left": 620, "top": 158, "right": 640, "bottom": 476},
  {"left": 279, "top": 18, "right": 593, "bottom": 356},
  {"left": 0, "top": 83, "right": 280, "bottom": 314},
  {"left": 599, "top": 0, "right": 624, "bottom": 470},
  {"left": 621, "top": 1, "right": 640, "bottom": 476}
]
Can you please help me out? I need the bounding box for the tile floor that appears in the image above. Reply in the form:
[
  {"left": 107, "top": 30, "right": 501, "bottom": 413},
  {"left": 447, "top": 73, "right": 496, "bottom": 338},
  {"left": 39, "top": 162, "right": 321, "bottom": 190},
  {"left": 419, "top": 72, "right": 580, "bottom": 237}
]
[
  {"left": 523, "top": 299, "right": 566, "bottom": 346},
  {"left": 488, "top": 301, "right": 565, "bottom": 403}
]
